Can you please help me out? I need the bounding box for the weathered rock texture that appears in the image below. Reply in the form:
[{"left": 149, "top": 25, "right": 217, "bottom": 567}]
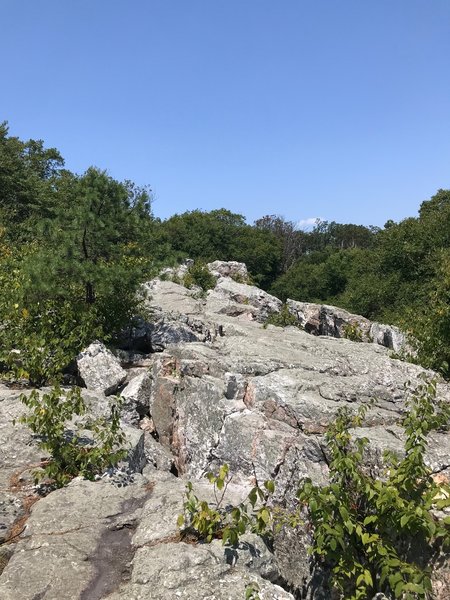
[
  {"left": 207, "top": 259, "right": 249, "bottom": 282},
  {"left": 77, "top": 341, "right": 127, "bottom": 395},
  {"left": 1, "top": 263, "right": 449, "bottom": 599},
  {"left": 287, "top": 299, "right": 409, "bottom": 353}
]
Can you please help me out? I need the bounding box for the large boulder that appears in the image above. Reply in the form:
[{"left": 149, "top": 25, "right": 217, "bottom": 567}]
[
  {"left": 0, "top": 384, "right": 146, "bottom": 551},
  {"left": 370, "top": 321, "right": 409, "bottom": 353},
  {"left": 77, "top": 341, "right": 127, "bottom": 395},
  {"left": 286, "top": 299, "right": 372, "bottom": 339},
  {"left": 2, "top": 268, "right": 449, "bottom": 599},
  {"left": 0, "top": 474, "right": 294, "bottom": 600}
]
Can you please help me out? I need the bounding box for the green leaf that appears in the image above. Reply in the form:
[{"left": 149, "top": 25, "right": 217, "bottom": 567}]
[
  {"left": 264, "top": 480, "right": 275, "bottom": 494},
  {"left": 400, "top": 514, "right": 411, "bottom": 528}
]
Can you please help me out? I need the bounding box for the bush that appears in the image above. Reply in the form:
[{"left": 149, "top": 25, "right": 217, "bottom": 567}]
[
  {"left": 183, "top": 262, "right": 216, "bottom": 292},
  {"left": 264, "top": 304, "right": 299, "bottom": 328},
  {"left": 16, "top": 386, "right": 127, "bottom": 487},
  {"left": 0, "top": 298, "right": 102, "bottom": 386},
  {"left": 298, "top": 377, "right": 450, "bottom": 599},
  {"left": 178, "top": 464, "right": 279, "bottom": 545},
  {"left": 342, "top": 322, "right": 364, "bottom": 342}
]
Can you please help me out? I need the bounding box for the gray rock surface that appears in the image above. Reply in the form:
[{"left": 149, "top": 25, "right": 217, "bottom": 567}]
[
  {"left": 0, "top": 386, "right": 42, "bottom": 545},
  {"left": 0, "top": 385, "right": 145, "bottom": 549},
  {"left": 0, "top": 476, "right": 151, "bottom": 600},
  {"left": 370, "top": 320, "right": 409, "bottom": 353},
  {"left": 120, "top": 371, "right": 152, "bottom": 425},
  {"left": 207, "top": 260, "right": 249, "bottom": 282},
  {"left": 77, "top": 341, "right": 127, "bottom": 395},
  {"left": 0, "top": 473, "right": 293, "bottom": 600},
  {"left": 207, "top": 278, "right": 282, "bottom": 322}
]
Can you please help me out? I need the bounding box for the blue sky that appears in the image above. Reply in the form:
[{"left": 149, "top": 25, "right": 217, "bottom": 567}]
[{"left": 2, "top": 0, "right": 450, "bottom": 227}]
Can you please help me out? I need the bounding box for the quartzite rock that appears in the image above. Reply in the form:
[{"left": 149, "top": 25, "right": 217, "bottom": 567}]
[
  {"left": 2, "top": 266, "right": 450, "bottom": 599},
  {"left": 207, "top": 260, "right": 249, "bottom": 281},
  {"left": 77, "top": 341, "right": 127, "bottom": 395},
  {"left": 120, "top": 371, "right": 152, "bottom": 425}
]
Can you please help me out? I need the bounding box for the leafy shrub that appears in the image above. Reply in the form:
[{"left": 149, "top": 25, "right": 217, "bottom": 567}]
[
  {"left": 342, "top": 322, "right": 364, "bottom": 342},
  {"left": 178, "top": 463, "right": 277, "bottom": 546},
  {"left": 230, "top": 271, "right": 251, "bottom": 285},
  {"left": 264, "top": 304, "right": 299, "bottom": 328},
  {"left": 183, "top": 262, "right": 216, "bottom": 292},
  {"left": 0, "top": 298, "right": 102, "bottom": 386},
  {"left": 245, "top": 582, "right": 261, "bottom": 600},
  {"left": 16, "top": 386, "right": 127, "bottom": 487},
  {"left": 298, "top": 376, "right": 450, "bottom": 600},
  {"left": 406, "top": 250, "right": 450, "bottom": 377}
]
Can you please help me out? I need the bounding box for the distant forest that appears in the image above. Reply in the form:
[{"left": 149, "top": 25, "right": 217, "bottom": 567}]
[{"left": 1, "top": 123, "right": 450, "bottom": 382}]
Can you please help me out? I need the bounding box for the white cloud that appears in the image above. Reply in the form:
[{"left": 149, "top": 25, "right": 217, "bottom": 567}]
[{"left": 296, "top": 217, "right": 322, "bottom": 231}]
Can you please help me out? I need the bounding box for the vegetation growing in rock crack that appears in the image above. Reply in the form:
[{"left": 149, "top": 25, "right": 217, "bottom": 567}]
[
  {"left": 16, "top": 385, "right": 127, "bottom": 488},
  {"left": 183, "top": 261, "right": 217, "bottom": 292},
  {"left": 177, "top": 463, "right": 283, "bottom": 545},
  {"left": 263, "top": 303, "right": 300, "bottom": 329},
  {"left": 342, "top": 322, "right": 364, "bottom": 342}
]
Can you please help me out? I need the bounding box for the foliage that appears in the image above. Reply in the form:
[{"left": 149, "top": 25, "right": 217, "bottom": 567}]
[
  {"left": 342, "top": 322, "right": 364, "bottom": 342},
  {"left": 183, "top": 262, "right": 217, "bottom": 292},
  {"left": 269, "top": 248, "right": 356, "bottom": 304},
  {"left": 230, "top": 271, "right": 251, "bottom": 284},
  {"left": 244, "top": 582, "right": 261, "bottom": 600},
  {"left": 298, "top": 377, "right": 450, "bottom": 600},
  {"left": 0, "top": 240, "right": 101, "bottom": 386},
  {"left": 405, "top": 249, "right": 450, "bottom": 376},
  {"left": 0, "top": 129, "right": 155, "bottom": 385},
  {"left": 177, "top": 464, "right": 277, "bottom": 545},
  {"left": 5, "top": 121, "right": 450, "bottom": 380},
  {"left": 0, "top": 121, "right": 64, "bottom": 241},
  {"left": 264, "top": 304, "right": 299, "bottom": 328},
  {"left": 161, "top": 209, "right": 282, "bottom": 288},
  {"left": 0, "top": 296, "right": 102, "bottom": 387},
  {"left": 254, "top": 214, "right": 304, "bottom": 272},
  {"left": 16, "top": 386, "right": 127, "bottom": 488}
]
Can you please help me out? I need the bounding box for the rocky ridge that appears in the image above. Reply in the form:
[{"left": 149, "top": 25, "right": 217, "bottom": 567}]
[{"left": 1, "top": 261, "right": 449, "bottom": 599}]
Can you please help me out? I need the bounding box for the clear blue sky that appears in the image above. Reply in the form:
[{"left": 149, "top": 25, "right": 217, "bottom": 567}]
[{"left": 2, "top": 0, "right": 450, "bottom": 227}]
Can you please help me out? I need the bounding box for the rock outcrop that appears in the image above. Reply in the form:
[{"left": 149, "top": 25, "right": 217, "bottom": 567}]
[
  {"left": 207, "top": 260, "right": 249, "bottom": 282},
  {"left": 1, "top": 262, "right": 449, "bottom": 599},
  {"left": 287, "top": 299, "right": 410, "bottom": 353}
]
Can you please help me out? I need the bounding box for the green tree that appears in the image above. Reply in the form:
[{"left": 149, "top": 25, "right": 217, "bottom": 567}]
[
  {"left": 0, "top": 121, "right": 64, "bottom": 241},
  {"left": 0, "top": 161, "right": 156, "bottom": 384},
  {"left": 161, "top": 209, "right": 282, "bottom": 288}
]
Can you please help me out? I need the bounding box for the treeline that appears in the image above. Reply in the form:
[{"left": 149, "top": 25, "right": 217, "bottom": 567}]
[{"left": 1, "top": 123, "right": 449, "bottom": 381}]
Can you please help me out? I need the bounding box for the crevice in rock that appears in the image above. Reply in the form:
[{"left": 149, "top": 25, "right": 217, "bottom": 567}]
[{"left": 79, "top": 489, "right": 153, "bottom": 600}]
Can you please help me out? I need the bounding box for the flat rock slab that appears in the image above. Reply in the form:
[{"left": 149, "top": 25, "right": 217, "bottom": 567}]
[
  {"left": 0, "top": 476, "right": 152, "bottom": 600},
  {"left": 106, "top": 540, "right": 294, "bottom": 600}
]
